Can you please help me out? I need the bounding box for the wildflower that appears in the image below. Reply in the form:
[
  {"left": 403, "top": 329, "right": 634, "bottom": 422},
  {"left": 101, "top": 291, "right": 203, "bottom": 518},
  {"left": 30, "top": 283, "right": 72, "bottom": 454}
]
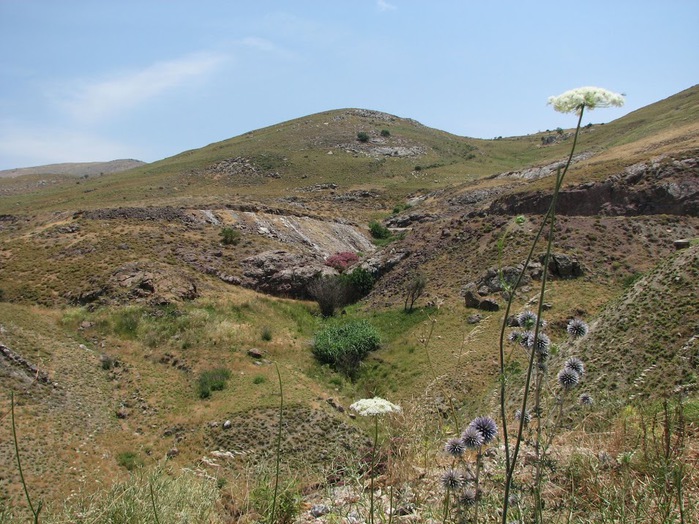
[
  {"left": 508, "top": 330, "right": 523, "bottom": 344},
  {"left": 564, "top": 357, "right": 585, "bottom": 377},
  {"left": 459, "top": 488, "right": 478, "bottom": 506},
  {"left": 441, "top": 468, "right": 463, "bottom": 490},
  {"left": 567, "top": 318, "right": 589, "bottom": 338},
  {"left": 444, "top": 437, "right": 466, "bottom": 457},
  {"left": 548, "top": 86, "right": 625, "bottom": 115},
  {"left": 514, "top": 409, "right": 531, "bottom": 426},
  {"left": 469, "top": 416, "right": 498, "bottom": 444},
  {"left": 518, "top": 330, "right": 533, "bottom": 348},
  {"left": 350, "top": 397, "right": 401, "bottom": 417},
  {"left": 527, "top": 332, "right": 551, "bottom": 355},
  {"left": 557, "top": 367, "right": 580, "bottom": 389},
  {"left": 461, "top": 426, "right": 484, "bottom": 449},
  {"left": 579, "top": 392, "right": 594, "bottom": 406},
  {"left": 516, "top": 310, "right": 538, "bottom": 330}
]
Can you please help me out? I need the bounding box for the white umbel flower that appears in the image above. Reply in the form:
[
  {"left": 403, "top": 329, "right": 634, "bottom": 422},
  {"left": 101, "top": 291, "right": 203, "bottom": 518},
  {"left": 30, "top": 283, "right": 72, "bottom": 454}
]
[
  {"left": 548, "top": 86, "right": 625, "bottom": 115},
  {"left": 350, "top": 397, "right": 401, "bottom": 416}
]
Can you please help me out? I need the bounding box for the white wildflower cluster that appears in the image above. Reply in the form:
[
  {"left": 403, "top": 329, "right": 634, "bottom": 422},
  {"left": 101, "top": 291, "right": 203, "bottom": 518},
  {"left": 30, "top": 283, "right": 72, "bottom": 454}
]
[
  {"left": 548, "top": 86, "right": 625, "bottom": 115},
  {"left": 350, "top": 396, "right": 401, "bottom": 417}
]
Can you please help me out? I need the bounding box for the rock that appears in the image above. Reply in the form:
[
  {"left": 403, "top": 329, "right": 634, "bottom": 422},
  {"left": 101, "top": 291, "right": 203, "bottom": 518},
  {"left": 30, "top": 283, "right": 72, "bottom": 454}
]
[
  {"left": 674, "top": 238, "right": 691, "bottom": 250},
  {"left": 166, "top": 448, "right": 179, "bottom": 458},
  {"left": 116, "top": 408, "right": 129, "bottom": 419},
  {"left": 247, "top": 348, "right": 265, "bottom": 359},
  {"left": 310, "top": 504, "right": 331, "bottom": 518},
  {"left": 479, "top": 298, "right": 500, "bottom": 311},
  {"left": 467, "top": 314, "right": 482, "bottom": 324},
  {"left": 223, "top": 420, "right": 232, "bottom": 429},
  {"left": 461, "top": 283, "right": 482, "bottom": 308},
  {"left": 542, "top": 253, "right": 583, "bottom": 278}
]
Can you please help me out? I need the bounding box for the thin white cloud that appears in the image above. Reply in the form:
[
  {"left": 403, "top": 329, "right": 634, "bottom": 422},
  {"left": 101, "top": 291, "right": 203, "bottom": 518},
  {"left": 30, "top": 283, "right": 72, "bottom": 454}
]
[
  {"left": 377, "top": 0, "right": 397, "bottom": 12},
  {"left": 57, "top": 51, "right": 227, "bottom": 123},
  {"left": 238, "top": 36, "right": 298, "bottom": 60},
  {"left": 0, "top": 121, "right": 143, "bottom": 168}
]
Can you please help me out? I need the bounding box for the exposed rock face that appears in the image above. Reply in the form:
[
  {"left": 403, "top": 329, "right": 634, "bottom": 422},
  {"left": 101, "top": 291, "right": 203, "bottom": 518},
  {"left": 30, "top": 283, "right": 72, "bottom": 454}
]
[
  {"left": 543, "top": 253, "right": 584, "bottom": 278},
  {"left": 240, "top": 250, "right": 335, "bottom": 299},
  {"left": 489, "top": 156, "right": 699, "bottom": 216}
]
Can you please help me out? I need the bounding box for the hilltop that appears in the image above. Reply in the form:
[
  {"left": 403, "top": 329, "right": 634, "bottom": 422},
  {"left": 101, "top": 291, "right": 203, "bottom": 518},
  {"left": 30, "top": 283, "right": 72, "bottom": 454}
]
[{"left": 0, "top": 86, "right": 698, "bottom": 521}]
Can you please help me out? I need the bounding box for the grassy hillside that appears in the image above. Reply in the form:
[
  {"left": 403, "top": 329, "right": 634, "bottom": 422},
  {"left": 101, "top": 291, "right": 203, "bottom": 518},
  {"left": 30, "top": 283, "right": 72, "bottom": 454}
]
[{"left": 1, "top": 86, "right": 698, "bottom": 522}]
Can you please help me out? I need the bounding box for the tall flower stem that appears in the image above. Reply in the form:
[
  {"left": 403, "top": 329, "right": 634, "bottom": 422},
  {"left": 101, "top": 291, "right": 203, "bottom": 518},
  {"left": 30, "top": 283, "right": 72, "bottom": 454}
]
[
  {"left": 11, "top": 391, "right": 42, "bottom": 524},
  {"left": 501, "top": 106, "right": 586, "bottom": 524},
  {"left": 369, "top": 415, "right": 379, "bottom": 524},
  {"left": 270, "top": 362, "right": 284, "bottom": 524}
]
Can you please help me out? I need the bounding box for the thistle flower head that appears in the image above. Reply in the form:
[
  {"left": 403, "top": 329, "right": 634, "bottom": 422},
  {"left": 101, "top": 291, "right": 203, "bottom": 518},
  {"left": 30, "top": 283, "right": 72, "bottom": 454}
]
[
  {"left": 558, "top": 367, "right": 580, "bottom": 389},
  {"left": 349, "top": 397, "right": 401, "bottom": 417},
  {"left": 441, "top": 468, "right": 463, "bottom": 490},
  {"left": 459, "top": 488, "right": 479, "bottom": 506},
  {"left": 527, "top": 332, "right": 551, "bottom": 355},
  {"left": 514, "top": 409, "right": 532, "bottom": 425},
  {"left": 508, "top": 330, "right": 523, "bottom": 344},
  {"left": 469, "top": 416, "right": 498, "bottom": 444},
  {"left": 444, "top": 437, "right": 466, "bottom": 457},
  {"left": 565, "top": 357, "right": 585, "bottom": 377},
  {"left": 461, "top": 426, "right": 485, "bottom": 449},
  {"left": 548, "top": 86, "right": 625, "bottom": 115},
  {"left": 517, "top": 310, "right": 539, "bottom": 329},
  {"left": 567, "top": 318, "right": 589, "bottom": 338},
  {"left": 579, "top": 392, "right": 594, "bottom": 406}
]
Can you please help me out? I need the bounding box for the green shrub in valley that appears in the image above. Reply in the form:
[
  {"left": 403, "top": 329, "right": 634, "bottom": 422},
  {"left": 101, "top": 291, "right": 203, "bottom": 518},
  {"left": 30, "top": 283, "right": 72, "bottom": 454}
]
[
  {"left": 368, "top": 221, "right": 391, "bottom": 240},
  {"left": 313, "top": 319, "right": 380, "bottom": 377}
]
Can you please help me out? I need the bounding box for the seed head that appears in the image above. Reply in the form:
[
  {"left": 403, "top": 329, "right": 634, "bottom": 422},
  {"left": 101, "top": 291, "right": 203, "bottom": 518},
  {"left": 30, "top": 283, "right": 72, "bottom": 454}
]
[
  {"left": 469, "top": 416, "right": 498, "bottom": 444},
  {"left": 579, "top": 392, "right": 594, "bottom": 406},
  {"left": 441, "top": 469, "right": 463, "bottom": 490},
  {"left": 558, "top": 368, "right": 580, "bottom": 389},
  {"left": 567, "top": 318, "right": 589, "bottom": 338},
  {"left": 444, "top": 437, "right": 465, "bottom": 457},
  {"left": 461, "top": 426, "right": 484, "bottom": 449},
  {"left": 565, "top": 357, "right": 585, "bottom": 377}
]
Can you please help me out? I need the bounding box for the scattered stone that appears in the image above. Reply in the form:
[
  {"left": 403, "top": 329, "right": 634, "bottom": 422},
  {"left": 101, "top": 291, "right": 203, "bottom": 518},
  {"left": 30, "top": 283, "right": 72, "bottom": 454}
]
[
  {"left": 247, "top": 348, "right": 265, "bottom": 359},
  {"left": 467, "top": 314, "right": 482, "bottom": 324},
  {"left": 674, "top": 238, "right": 691, "bottom": 249},
  {"left": 166, "top": 448, "right": 179, "bottom": 458},
  {"left": 223, "top": 420, "right": 232, "bottom": 429},
  {"left": 310, "top": 504, "right": 331, "bottom": 518}
]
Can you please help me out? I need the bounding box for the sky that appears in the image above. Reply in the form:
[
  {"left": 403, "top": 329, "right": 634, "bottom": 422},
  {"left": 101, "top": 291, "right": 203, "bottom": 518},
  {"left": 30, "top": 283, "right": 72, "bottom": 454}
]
[{"left": 0, "top": 1, "right": 697, "bottom": 170}]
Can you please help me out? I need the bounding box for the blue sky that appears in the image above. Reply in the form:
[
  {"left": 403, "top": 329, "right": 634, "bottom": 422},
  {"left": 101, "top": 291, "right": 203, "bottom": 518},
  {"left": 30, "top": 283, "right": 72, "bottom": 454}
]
[{"left": 1, "top": 0, "right": 697, "bottom": 170}]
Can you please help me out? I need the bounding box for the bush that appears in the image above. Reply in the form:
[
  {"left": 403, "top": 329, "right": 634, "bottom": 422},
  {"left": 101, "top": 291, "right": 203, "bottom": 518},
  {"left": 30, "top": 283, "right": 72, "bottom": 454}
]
[
  {"left": 341, "top": 267, "right": 374, "bottom": 302},
  {"left": 404, "top": 273, "right": 426, "bottom": 312},
  {"left": 220, "top": 227, "right": 241, "bottom": 246},
  {"left": 312, "top": 319, "right": 380, "bottom": 377},
  {"left": 116, "top": 451, "right": 143, "bottom": 471},
  {"left": 308, "top": 275, "right": 347, "bottom": 317},
  {"left": 369, "top": 221, "right": 391, "bottom": 240},
  {"left": 250, "top": 478, "right": 301, "bottom": 524},
  {"left": 380, "top": 129, "right": 390, "bottom": 137},
  {"left": 325, "top": 251, "right": 360, "bottom": 273},
  {"left": 197, "top": 367, "right": 231, "bottom": 399},
  {"left": 357, "top": 131, "right": 370, "bottom": 143}
]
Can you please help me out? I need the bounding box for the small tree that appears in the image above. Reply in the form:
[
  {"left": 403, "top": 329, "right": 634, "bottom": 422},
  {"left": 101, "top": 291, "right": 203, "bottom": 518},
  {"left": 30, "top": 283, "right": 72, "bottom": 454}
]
[
  {"left": 369, "top": 221, "right": 391, "bottom": 240},
  {"left": 404, "top": 273, "right": 426, "bottom": 312},
  {"left": 308, "top": 275, "right": 347, "bottom": 317},
  {"left": 312, "top": 319, "right": 380, "bottom": 377}
]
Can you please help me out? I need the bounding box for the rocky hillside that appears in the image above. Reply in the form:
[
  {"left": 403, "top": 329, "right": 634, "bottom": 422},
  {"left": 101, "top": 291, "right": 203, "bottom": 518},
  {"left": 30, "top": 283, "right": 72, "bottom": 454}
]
[
  {"left": 1, "top": 86, "right": 698, "bottom": 514},
  {"left": 0, "top": 159, "right": 146, "bottom": 178}
]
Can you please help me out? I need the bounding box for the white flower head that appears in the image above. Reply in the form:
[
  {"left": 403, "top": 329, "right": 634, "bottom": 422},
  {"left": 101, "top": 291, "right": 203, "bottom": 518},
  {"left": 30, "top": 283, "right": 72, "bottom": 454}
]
[
  {"left": 548, "top": 86, "right": 625, "bottom": 115},
  {"left": 350, "top": 396, "right": 401, "bottom": 417}
]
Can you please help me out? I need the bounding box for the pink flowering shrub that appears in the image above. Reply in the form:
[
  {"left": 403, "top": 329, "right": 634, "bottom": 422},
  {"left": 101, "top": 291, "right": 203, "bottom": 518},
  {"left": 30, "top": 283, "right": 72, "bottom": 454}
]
[{"left": 325, "top": 251, "right": 359, "bottom": 273}]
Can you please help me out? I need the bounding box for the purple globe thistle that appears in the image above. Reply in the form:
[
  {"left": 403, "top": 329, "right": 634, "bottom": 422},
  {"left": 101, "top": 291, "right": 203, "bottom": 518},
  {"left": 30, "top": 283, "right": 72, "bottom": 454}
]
[
  {"left": 444, "top": 437, "right": 466, "bottom": 457},
  {"left": 579, "top": 392, "right": 594, "bottom": 406},
  {"left": 441, "top": 468, "right": 463, "bottom": 490},
  {"left": 469, "top": 416, "right": 498, "bottom": 444},
  {"left": 527, "top": 332, "right": 551, "bottom": 355},
  {"left": 508, "top": 330, "right": 523, "bottom": 344},
  {"left": 461, "top": 426, "right": 484, "bottom": 449},
  {"left": 557, "top": 367, "right": 580, "bottom": 389},
  {"left": 517, "top": 310, "right": 539, "bottom": 329},
  {"left": 518, "top": 330, "right": 533, "bottom": 349},
  {"left": 459, "top": 488, "right": 478, "bottom": 506},
  {"left": 565, "top": 357, "right": 585, "bottom": 377},
  {"left": 514, "top": 409, "right": 532, "bottom": 425},
  {"left": 567, "top": 318, "right": 589, "bottom": 338}
]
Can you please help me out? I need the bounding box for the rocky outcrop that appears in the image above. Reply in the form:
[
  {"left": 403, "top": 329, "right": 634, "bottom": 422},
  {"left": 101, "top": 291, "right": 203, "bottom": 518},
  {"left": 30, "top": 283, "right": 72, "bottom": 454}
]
[
  {"left": 489, "top": 156, "right": 699, "bottom": 217},
  {"left": 240, "top": 250, "right": 335, "bottom": 299}
]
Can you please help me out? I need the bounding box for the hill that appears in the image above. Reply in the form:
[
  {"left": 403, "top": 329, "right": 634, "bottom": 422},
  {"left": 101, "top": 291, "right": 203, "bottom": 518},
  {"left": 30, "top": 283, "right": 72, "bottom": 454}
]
[
  {"left": 0, "top": 85, "right": 698, "bottom": 521},
  {"left": 0, "top": 159, "right": 146, "bottom": 178}
]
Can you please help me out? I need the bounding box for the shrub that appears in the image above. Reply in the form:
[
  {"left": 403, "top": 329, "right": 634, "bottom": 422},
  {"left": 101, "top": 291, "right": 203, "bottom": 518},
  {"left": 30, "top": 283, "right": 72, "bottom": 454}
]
[
  {"left": 341, "top": 267, "right": 374, "bottom": 302},
  {"left": 116, "top": 451, "right": 143, "bottom": 471},
  {"left": 308, "top": 275, "right": 347, "bottom": 317},
  {"left": 261, "top": 325, "right": 273, "bottom": 341},
  {"left": 325, "top": 251, "right": 360, "bottom": 273},
  {"left": 357, "top": 131, "right": 370, "bottom": 143},
  {"left": 369, "top": 221, "right": 391, "bottom": 240},
  {"left": 220, "top": 227, "right": 241, "bottom": 246},
  {"left": 197, "top": 367, "right": 231, "bottom": 399},
  {"left": 312, "top": 319, "right": 380, "bottom": 377},
  {"left": 404, "top": 273, "right": 426, "bottom": 312},
  {"left": 380, "top": 129, "right": 390, "bottom": 137},
  {"left": 250, "top": 478, "right": 301, "bottom": 524}
]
